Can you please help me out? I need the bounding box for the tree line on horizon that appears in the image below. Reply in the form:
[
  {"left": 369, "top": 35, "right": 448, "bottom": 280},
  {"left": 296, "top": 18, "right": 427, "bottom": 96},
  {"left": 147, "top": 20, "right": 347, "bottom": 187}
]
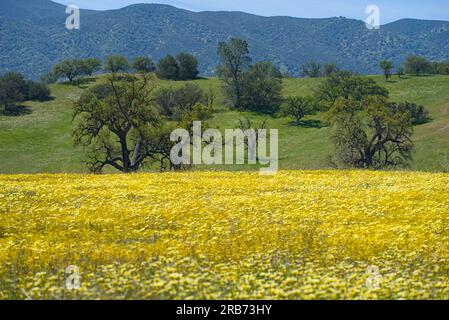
[
  {"left": 35, "top": 49, "right": 449, "bottom": 86},
  {"left": 300, "top": 55, "right": 449, "bottom": 80},
  {"left": 40, "top": 53, "right": 200, "bottom": 85}
]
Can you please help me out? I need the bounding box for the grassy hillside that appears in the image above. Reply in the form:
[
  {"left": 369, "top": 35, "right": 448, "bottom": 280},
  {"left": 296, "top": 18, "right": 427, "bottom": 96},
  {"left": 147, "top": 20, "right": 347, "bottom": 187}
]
[{"left": 1, "top": 75, "right": 449, "bottom": 174}]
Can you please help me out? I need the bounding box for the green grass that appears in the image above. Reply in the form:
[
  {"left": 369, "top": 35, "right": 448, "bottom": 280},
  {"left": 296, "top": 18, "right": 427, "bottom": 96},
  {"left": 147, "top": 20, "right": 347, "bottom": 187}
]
[{"left": 1, "top": 75, "right": 449, "bottom": 174}]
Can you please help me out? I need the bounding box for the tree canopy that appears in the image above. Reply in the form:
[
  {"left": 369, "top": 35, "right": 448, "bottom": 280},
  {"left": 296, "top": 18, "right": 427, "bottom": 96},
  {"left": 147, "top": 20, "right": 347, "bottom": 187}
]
[
  {"left": 217, "top": 38, "right": 252, "bottom": 109},
  {"left": 104, "top": 55, "right": 129, "bottom": 74},
  {"left": 73, "top": 73, "right": 160, "bottom": 173},
  {"left": 301, "top": 62, "right": 322, "bottom": 78},
  {"left": 0, "top": 72, "right": 26, "bottom": 112},
  {"left": 217, "top": 38, "right": 282, "bottom": 114},
  {"left": 328, "top": 95, "right": 414, "bottom": 169},
  {"left": 155, "top": 53, "right": 199, "bottom": 81},
  {"left": 240, "top": 61, "right": 283, "bottom": 114},
  {"left": 0, "top": 72, "right": 51, "bottom": 113},
  {"left": 281, "top": 96, "right": 320, "bottom": 126},
  {"left": 176, "top": 53, "right": 199, "bottom": 80},
  {"left": 132, "top": 56, "right": 156, "bottom": 74},
  {"left": 316, "top": 70, "right": 389, "bottom": 107},
  {"left": 156, "top": 55, "right": 180, "bottom": 80},
  {"left": 379, "top": 60, "right": 394, "bottom": 80},
  {"left": 405, "top": 55, "right": 431, "bottom": 76},
  {"left": 52, "top": 59, "right": 85, "bottom": 83}
]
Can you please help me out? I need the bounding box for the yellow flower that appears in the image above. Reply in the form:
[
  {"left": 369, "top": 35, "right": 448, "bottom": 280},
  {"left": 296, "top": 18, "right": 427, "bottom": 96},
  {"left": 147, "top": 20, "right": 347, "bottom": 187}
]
[{"left": 1, "top": 170, "right": 449, "bottom": 299}]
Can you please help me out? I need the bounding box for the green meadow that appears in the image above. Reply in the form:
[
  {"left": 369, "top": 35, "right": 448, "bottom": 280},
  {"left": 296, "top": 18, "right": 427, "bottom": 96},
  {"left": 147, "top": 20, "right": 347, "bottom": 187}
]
[{"left": 1, "top": 75, "right": 449, "bottom": 174}]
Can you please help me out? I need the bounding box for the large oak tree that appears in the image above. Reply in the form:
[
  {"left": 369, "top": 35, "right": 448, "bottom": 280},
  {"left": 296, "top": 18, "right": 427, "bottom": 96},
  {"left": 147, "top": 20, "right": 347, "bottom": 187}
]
[{"left": 73, "top": 73, "right": 161, "bottom": 173}]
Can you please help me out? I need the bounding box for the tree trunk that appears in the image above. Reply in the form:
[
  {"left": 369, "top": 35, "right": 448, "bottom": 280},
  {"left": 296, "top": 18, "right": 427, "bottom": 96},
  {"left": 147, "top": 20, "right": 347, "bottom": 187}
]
[
  {"left": 4, "top": 101, "right": 11, "bottom": 113},
  {"left": 130, "top": 137, "right": 143, "bottom": 171},
  {"left": 119, "top": 134, "right": 132, "bottom": 173}
]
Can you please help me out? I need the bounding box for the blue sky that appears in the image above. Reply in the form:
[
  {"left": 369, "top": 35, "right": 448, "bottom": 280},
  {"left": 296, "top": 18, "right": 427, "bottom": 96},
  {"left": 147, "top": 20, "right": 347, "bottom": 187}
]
[{"left": 55, "top": 0, "right": 449, "bottom": 23}]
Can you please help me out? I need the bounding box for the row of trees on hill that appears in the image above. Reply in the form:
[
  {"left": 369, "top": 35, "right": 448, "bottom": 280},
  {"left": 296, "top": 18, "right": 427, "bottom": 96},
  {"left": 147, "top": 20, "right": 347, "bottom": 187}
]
[
  {"left": 403, "top": 56, "right": 449, "bottom": 76},
  {"left": 43, "top": 52, "right": 447, "bottom": 85},
  {"left": 156, "top": 53, "right": 199, "bottom": 80},
  {"left": 43, "top": 53, "right": 200, "bottom": 84},
  {"left": 300, "top": 62, "right": 339, "bottom": 78},
  {"left": 0, "top": 72, "right": 51, "bottom": 114},
  {"left": 300, "top": 55, "right": 449, "bottom": 80},
  {"left": 379, "top": 55, "right": 449, "bottom": 80}
]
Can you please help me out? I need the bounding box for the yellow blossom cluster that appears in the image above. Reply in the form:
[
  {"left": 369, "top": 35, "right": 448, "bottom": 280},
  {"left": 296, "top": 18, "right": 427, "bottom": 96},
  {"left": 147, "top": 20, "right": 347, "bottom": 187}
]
[{"left": 1, "top": 171, "right": 449, "bottom": 299}]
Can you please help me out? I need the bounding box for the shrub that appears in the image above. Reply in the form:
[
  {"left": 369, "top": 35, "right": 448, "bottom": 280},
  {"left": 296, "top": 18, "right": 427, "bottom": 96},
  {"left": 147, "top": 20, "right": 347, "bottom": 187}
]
[
  {"left": 404, "top": 55, "right": 431, "bottom": 76},
  {"left": 154, "top": 83, "right": 208, "bottom": 120},
  {"left": 281, "top": 96, "right": 319, "bottom": 126},
  {"left": 90, "top": 83, "right": 114, "bottom": 100},
  {"left": 104, "top": 55, "right": 129, "bottom": 74},
  {"left": 25, "top": 81, "right": 51, "bottom": 101},
  {"left": 390, "top": 101, "right": 429, "bottom": 125},
  {"left": 240, "top": 62, "right": 283, "bottom": 114},
  {"left": 156, "top": 55, "right": 179, "bottom": 80},
  {"left": 176, "top": 53, "right": 199, "bottom": 80},
  {"left": 132, "top": 56, "right": 156, "bottom": 73}
]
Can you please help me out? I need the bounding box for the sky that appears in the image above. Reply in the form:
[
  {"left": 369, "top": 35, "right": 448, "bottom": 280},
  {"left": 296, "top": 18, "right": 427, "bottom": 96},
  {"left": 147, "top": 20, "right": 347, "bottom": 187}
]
[{"left": 54, "top": 0, "right": 449, "bottom": 24}]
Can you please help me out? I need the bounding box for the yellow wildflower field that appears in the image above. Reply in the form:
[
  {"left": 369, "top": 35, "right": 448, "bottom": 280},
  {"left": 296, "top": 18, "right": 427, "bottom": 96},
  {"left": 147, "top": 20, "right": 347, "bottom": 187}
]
[{"left": 1, "top": 171, "right": 449, "bottom": 300}]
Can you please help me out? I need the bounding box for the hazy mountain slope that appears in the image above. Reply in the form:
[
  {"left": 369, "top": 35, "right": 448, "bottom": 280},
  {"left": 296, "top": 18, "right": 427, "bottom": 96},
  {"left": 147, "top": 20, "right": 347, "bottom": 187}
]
[
  {"left": 1, "top": 1, "right": 449, "bottom": 78},
  {"left": 0, "top": 0, "right": 97, "bottom": 21},
  {"left": 0, "top": 0, "right": 66, "bottom": 21}
]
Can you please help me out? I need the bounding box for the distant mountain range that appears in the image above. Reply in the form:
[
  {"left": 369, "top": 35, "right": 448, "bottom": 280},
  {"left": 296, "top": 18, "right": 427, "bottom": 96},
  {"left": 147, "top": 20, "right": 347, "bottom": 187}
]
[{"left": 1, "top": 0, "right": 449, "bottom": 78}]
